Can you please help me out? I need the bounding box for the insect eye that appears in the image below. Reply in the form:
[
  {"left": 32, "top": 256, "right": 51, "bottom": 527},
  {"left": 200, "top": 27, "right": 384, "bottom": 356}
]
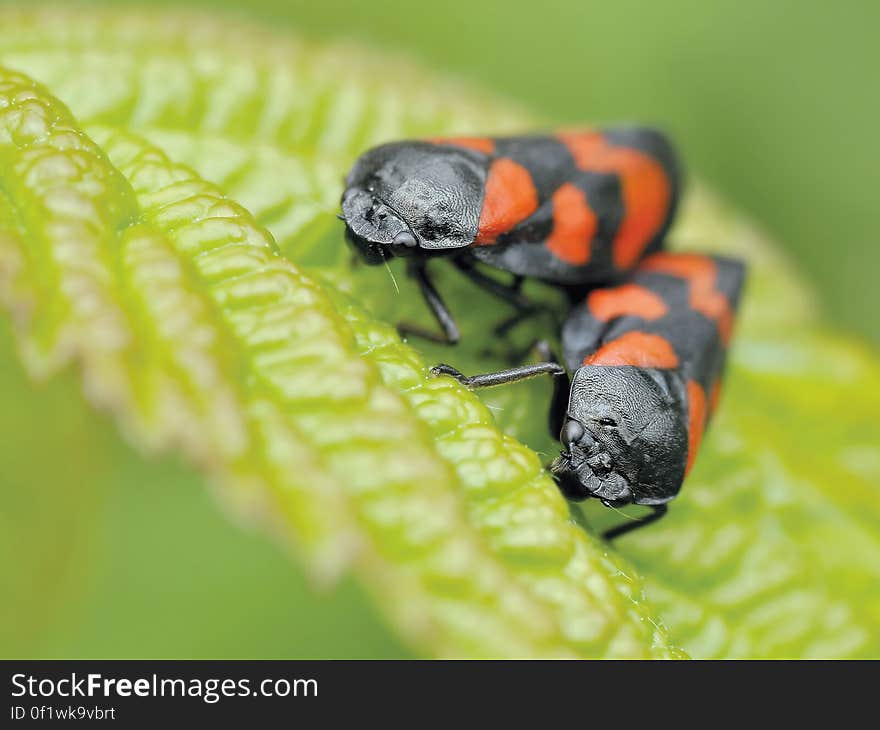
[
  {"left": 393, "top": 231, "right": 418, "bottom": 248},
  {"left": 598, "top": 417, "right": 617, "bottom": 428},
  {"left": 365, "top": 174, "right": 381, "bottom": 192}
]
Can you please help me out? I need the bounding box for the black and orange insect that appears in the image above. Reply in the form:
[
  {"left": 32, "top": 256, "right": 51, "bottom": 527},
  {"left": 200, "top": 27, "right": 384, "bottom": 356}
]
[
  {"left": 341, "top": 128, "right": 680, "bottom": 343},
  {"left": 433, "top": 253, "right": 746, "bottom": 538}
]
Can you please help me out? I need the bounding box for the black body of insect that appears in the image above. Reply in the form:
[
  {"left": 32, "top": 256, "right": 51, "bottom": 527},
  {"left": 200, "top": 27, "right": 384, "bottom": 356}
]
[
  {"left": 340, "top": 128, "right": 680, "bottom": 344},
  {"left": 433, "top": 253, "right": 746, "bottom": 539}
]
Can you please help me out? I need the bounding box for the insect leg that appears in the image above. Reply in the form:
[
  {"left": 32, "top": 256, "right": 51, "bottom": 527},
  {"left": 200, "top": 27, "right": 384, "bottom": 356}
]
[
  {"left": 453, "top": 257, "right": 536, "bottom": 310},
  {"left": 397, "top": 261, "right": 461, "bottom": 345},
  {"left": 602, "top": 504, "right": 668, "bottom": 541},
  {"left": 431, "top": 361, "right": 565, "bottom": 388},
  {"left": 433, "top": 339, "right": 570, "bottom": 439},
  {"left": 454, "top": 259, "right": 564, "bottom": 344},
  {"left": 432, "top": 339, "right": 566, "bottom": 387}
]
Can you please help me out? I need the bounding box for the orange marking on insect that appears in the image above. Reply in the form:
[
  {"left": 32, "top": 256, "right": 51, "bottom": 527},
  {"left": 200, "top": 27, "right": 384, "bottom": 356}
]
[
  {"left": 557, "top": 131, "right": 671, "bottom": 269},
  {"left": 545, "top": 183, "right": 597, "bottom": 265},
  {"left": 587, "top": 283, "right": 668, "bottom": 322},
  {"left": 584, "top": 331, "right": 679, "bottom": 369},
  {"left": 474, "top": 158, "right": 539, "bottom": 245},
  {"left": 641, "top": 253, "right": 735, "bottom": 345},
  {"left": 431, "top": 137, "right": 496, "bottom": 155},
  {"left": 685, "top": 380, "right": 708, "bottom": 475}
]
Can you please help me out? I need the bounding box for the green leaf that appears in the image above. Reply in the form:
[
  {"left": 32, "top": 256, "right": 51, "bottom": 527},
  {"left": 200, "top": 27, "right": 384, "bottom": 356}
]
[{"left": 0, "top": 6, "right": 878, "bottom": 658}]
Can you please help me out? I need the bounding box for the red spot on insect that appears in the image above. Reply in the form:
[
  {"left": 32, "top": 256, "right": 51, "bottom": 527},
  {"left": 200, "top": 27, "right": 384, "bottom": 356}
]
[
  {"left": 641, "top": 253, "right": 735, "bottom": 345},
  {"left": 474, "top": 158, "right": 539, "bottom": 245},
  {"left": 557, "top": 131, "right": 671, "bottom": 270},
  {"left": 545, "top": 183, "right": 597, "bottom": 265},
  {"left": 685, "top": 380, "right": 707, "bottom": 475},
  {"left": 431, "top": 137, "right": 496, "bottom": 155},
  {"left": 584, "top": 331, "right": 679, "bottom": 369},
  {"left": 587, "top": 283, "right": 668, "bottom": 322}
]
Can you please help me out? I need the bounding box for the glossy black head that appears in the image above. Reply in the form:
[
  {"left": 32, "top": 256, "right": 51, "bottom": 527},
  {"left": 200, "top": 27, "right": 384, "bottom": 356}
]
[
  {"left": 341, "top": 141, "right": 486, "bottom": 264},
  {"left": 551, "top": 366, "right": 688, "bottom": 506}
]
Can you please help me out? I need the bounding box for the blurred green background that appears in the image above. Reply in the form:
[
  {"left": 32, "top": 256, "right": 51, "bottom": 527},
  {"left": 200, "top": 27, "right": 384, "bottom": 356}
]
[{"left": 85, "top": 0, "right": 878, "bottom": 341}]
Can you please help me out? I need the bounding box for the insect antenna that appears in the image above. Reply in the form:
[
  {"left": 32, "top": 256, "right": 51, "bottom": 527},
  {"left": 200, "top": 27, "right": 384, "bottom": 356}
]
[
  {"left": 382, "top": 257, "right": 400, "bottom": 295},
  {"left": 603, "top": 502, "right": 640, "bottom": 523}
]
